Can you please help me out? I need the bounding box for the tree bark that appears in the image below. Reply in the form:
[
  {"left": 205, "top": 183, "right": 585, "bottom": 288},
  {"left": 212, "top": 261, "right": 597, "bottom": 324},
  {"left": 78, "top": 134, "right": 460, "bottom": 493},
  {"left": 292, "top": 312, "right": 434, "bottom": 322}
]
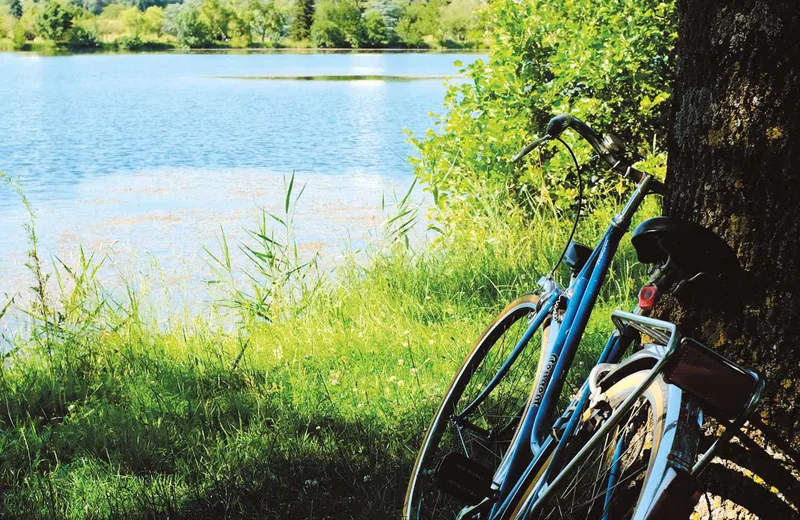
[{"left": 664, "top": 0, "right": 800, "bottom": 516}]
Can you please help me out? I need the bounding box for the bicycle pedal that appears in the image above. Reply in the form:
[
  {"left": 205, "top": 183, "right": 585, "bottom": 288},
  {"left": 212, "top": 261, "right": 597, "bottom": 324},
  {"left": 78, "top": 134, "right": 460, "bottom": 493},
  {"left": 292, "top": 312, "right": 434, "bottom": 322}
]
[{"left": 434, "top": 452, "right": 494, "bottom": 504}]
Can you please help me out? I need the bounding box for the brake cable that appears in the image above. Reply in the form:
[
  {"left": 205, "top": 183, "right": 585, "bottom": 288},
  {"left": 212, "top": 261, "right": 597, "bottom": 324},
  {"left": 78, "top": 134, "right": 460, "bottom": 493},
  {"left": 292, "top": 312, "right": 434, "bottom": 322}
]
[{"left": 548, "top": 137, "right": 583, "bottom": 279}]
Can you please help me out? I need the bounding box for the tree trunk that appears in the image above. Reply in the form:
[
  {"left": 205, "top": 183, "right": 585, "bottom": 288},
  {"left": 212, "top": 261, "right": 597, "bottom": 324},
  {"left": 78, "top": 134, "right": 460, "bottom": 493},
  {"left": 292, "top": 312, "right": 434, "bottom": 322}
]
[{"left": 664, "top": 0, "right": 800, "bottom": 517}]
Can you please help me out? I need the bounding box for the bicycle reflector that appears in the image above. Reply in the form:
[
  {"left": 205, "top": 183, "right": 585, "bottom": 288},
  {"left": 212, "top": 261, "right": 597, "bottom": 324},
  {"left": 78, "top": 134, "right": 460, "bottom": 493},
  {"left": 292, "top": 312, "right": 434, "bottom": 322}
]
[{"left": 638, "top": 284, "right": 659, "bottom": 310}]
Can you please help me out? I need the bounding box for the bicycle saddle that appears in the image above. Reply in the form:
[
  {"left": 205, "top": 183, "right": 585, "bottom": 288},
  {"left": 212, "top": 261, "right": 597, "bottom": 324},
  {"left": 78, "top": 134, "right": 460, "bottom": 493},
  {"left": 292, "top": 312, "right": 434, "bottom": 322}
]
[{"left": 631, "top": 216, "right": 742, "bottom": 280}]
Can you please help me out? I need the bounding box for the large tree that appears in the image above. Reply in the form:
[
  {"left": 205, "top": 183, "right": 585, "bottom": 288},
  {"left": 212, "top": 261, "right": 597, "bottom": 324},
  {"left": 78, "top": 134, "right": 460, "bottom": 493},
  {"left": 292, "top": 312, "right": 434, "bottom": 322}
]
[
  {"left": 663, "top": 0, "right": 800, "bottom": 517},
  {"left": 9, "top": 0, "right": 22, "bottom": 19},
  {"left": 36, "top": 1, "right": 73, "bottom": 41},
  {"left": 290, "top": 0, "right": 314, "bottom": 40}
]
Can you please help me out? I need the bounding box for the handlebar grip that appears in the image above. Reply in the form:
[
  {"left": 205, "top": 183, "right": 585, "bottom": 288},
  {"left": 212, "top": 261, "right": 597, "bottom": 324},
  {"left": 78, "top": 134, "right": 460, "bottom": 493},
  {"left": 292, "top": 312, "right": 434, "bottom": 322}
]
[
  {"left": 648, "top": 178, "right": 666, "bottom": 196},
  {"left": 512, "top": 135, "right": 551, "bottom": 162}
]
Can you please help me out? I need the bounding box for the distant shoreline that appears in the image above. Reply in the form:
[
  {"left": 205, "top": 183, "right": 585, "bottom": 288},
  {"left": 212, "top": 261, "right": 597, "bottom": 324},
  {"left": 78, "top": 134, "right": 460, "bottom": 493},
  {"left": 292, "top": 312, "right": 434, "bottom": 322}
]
[
  {"left": 0, "top": 47, "right": 489, "bottom": 56},
  {"left": 212, "top": 73, "right": 464, "bottom": 81}
]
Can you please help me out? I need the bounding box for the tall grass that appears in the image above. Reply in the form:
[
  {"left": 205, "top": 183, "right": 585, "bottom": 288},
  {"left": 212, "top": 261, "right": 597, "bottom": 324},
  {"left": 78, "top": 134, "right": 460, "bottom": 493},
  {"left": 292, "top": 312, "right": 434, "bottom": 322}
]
[{"left": 0, "top": 172, "right": 655, "bottom": 519}]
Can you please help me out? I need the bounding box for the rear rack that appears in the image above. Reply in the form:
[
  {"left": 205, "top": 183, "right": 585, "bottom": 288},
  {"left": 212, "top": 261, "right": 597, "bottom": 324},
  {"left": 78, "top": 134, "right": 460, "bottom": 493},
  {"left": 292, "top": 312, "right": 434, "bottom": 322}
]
[
  {"left": 611, "top": 310, "right": 764, "bottom": 477},
  {"left": 527, "top": 311, "right": 763, "bottom": 516}
]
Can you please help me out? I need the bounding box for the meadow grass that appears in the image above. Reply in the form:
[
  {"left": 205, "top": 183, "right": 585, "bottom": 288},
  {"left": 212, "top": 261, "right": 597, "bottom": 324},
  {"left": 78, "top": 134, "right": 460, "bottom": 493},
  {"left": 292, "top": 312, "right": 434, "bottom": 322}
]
[{"left": 0, "top": 172, "right": 655, "bottom": 519}]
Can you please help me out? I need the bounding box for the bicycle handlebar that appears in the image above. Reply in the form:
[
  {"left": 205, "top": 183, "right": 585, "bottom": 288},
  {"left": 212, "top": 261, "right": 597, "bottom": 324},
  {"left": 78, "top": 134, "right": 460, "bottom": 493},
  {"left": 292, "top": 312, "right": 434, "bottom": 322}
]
[{"left": 513, "top": 114, "right": 666, "bottom": 195}]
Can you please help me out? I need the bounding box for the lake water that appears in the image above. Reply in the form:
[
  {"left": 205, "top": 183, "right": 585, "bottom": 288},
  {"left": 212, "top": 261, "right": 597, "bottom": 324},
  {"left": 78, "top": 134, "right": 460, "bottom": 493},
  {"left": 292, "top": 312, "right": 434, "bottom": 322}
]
[{"left": 0, "top": 52, "right": 481, "bottom": 316}]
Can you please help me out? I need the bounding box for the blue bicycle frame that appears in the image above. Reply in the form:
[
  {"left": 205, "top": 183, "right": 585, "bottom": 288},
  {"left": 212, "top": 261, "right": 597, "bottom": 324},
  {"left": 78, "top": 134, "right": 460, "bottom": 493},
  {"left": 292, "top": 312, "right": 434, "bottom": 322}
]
[{"left": 461, "top": 173, "right": 660, "bottom": 518}]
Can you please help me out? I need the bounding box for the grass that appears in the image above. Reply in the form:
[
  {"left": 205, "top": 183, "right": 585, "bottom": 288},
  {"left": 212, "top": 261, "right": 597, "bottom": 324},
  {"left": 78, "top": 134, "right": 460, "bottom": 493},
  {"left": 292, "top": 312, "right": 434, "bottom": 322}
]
[{"left": 0, "top": 172, "right": 655, "bottom": 518}]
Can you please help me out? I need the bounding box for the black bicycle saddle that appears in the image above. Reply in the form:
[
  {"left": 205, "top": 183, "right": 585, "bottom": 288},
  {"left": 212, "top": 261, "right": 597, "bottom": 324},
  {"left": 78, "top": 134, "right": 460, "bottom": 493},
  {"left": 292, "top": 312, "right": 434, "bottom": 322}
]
[{"left": 631, "top": 216, "right": 742, "bottom": 280}]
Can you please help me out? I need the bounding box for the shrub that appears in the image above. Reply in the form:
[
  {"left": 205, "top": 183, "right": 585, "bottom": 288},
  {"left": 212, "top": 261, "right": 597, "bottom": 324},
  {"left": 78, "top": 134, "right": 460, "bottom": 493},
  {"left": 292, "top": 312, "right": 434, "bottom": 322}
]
[
  {"left": 115, "top": 33, "right": 144, "bottom": 50},
  {"left": 310, "top": 0, "right": 364, "bottom": 48},
  {"left": 412, "top": 0, "right": 676, "bottom": 221},
  {"left": 12, "top": 22, "right": 28, "bottom": 48},
  {"left": 172, "top": 6, "right": 211, "bottom": 48},
  {"left": 395, "top": 0, "right": 440, "bottom": 48},
  {"left": 67, "top": 25, "right": 100, "bottom": 48},
  {"left": 363, "top": 10, "right": 388, "bottom": 47}
]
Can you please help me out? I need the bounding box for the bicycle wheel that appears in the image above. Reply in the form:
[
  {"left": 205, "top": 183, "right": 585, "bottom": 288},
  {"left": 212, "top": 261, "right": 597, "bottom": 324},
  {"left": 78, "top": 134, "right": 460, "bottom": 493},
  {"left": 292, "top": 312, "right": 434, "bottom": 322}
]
[
  {"left": 520, "top": 365, "right": 697, "bottom": 520},
  {"left": 404, "top": 294, "right": 547, "bottom": 520}
]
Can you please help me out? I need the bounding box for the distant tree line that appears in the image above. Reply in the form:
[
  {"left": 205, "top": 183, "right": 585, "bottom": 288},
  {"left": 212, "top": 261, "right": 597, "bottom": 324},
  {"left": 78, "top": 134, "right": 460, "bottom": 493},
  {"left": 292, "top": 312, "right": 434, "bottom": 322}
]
[{"left": 0, "top": 0, "right": 485, "bottom": 50}]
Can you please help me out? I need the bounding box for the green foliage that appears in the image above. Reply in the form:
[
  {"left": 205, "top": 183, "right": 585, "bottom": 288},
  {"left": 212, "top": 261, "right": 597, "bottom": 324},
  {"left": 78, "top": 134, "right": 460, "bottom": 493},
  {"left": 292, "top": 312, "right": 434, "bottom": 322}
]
[
  {"left": 199, "top": 0, "right": 233, "bottom": 40},
  {"left": 115, "top": 33, "right": 144, "bottom": 48},
  {"left": 248, "top": 0, "right": 284, "bottom": 43},
  {"left": 67, "top": 24, "right": 100, "bottom": 47},
  {"left": 363, "top": 10, "right": 388, "bottom": 46},
  {"left": 0, "top": 4, "right": 18, "bottom": 41},
  {"left": 143, "top": 5, "right": 164, "bottom": 36},
  {"left": 12, "top": 21, "right": 27, "bottom": 47},
  {"left": 310, "top": 0, "right": 363, "bottom": 48},
  {"left": 290, "top": 0, "right": 313, "bottom": 40},
  {"left": 395, "top": 0, "right": 441, "bottom": 47},
  {"left": 119, "top": 5, "right": 145, "bottom": 35},
  {"left": 438, "top": 0, "right": 481, "bottom": 45},
  {"left": 171, "top": 4, "right": 211, "bottom": 47},
  {"left": 100, "top": 3, "right": 126, "bottom": 19},
  {"left": 2, "top": 0, "right": 483, "bottom": 50},
  {"left": 412, "top": 0, "right": 676, "bottom": 221},
  {"left": 36, "top": 1, "right": 73, "bottom": 41}
]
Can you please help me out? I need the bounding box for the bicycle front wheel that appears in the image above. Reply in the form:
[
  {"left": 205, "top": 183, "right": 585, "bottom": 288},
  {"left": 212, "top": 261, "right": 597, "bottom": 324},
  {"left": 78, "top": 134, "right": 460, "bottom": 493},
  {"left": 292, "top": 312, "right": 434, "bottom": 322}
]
[{"left": 404, "top": 293, "right": 546, "bottom": 520}]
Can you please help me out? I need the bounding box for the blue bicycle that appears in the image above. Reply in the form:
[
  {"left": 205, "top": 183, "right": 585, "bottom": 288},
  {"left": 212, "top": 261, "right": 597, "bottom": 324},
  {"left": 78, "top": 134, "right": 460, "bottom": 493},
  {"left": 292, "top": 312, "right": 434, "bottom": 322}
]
[{"left": 404, "top": 115, "right": 764, "bottom": 520}]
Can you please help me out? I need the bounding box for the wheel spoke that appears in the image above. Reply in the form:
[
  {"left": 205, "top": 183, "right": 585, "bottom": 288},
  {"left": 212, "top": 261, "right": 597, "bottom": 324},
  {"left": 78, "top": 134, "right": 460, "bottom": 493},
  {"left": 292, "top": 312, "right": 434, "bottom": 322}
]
[{"left": 531, "top": 388, "right": 661, "bottom": 520}]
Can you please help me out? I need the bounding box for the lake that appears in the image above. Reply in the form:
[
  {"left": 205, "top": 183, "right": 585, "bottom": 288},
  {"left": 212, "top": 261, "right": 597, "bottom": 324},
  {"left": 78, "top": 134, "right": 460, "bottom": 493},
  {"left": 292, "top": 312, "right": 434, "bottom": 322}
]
[{"left": 0, "top": 51, "right": 482, "bottom": 315}]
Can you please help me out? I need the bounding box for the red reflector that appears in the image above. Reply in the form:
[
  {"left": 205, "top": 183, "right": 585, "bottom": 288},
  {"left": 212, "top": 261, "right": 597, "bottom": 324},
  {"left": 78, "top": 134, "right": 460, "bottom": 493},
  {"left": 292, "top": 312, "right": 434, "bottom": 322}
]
[{"left": 638, "top": 284, "right": 659, "bottom": 310}]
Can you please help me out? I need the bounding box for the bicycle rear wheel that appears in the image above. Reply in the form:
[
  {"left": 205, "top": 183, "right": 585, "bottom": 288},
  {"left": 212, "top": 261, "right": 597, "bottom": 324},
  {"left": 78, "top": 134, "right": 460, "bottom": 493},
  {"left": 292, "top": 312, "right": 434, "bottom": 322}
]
[
  {"left": 404, "top": 294, "right": 547, "bottom": 520},
  {"left": 520, "top": 366, "right": 698, "bottom": 520}
]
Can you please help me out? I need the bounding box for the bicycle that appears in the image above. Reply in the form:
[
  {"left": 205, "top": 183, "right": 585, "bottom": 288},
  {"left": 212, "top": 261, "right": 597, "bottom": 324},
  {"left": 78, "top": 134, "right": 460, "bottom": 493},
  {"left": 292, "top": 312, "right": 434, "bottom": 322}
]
[{"left": 403, "top": 114, "right": 765, "bottom": 520}]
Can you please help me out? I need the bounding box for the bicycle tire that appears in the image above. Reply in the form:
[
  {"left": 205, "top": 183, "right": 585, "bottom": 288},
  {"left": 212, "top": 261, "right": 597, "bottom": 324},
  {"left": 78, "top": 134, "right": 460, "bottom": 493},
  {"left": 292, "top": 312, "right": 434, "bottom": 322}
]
[{"left": 404, "top": 293, "right": 546, "bottom": 520}]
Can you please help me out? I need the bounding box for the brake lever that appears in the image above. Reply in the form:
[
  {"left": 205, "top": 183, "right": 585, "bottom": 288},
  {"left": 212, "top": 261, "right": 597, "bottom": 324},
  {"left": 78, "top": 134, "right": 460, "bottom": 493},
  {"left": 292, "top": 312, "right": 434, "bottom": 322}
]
[
  {"left": 512, "top": 134, "right": 551, "bottom": 163},
  {"left": 512, "top": 115, "right": 575, "bottom": 162}
]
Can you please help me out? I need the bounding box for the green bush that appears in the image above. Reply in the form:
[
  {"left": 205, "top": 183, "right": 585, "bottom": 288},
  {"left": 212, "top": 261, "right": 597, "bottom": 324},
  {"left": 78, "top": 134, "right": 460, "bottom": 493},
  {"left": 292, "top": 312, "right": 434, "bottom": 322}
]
[
  {"left": 310, "top": 0, "right": 364, "bottom": 48},
  {"left": 115, "top": 33, "right": 144, "bottom": 49},
  {"left": 12, "top": 22, "right": 28, "bottom": 48},
  {"left": 363, "top": 10, "right": 388, "bottom": 47},
  {"left": 67, "top": 25, "right": 100, "bottom": 48},
  {"left": 172, "top": 5, "right": 211, "bottom": 48},
  {"left": 395, "top": 0, "right": 439, "bottom": 48},
  {"left": 412, "top": 0, "right": 676, "bottom": 221}
]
